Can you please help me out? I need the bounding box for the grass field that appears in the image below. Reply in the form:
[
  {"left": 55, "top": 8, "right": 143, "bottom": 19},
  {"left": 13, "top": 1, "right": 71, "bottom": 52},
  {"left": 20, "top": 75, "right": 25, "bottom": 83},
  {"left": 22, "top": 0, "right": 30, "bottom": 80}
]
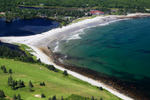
[{"left": 0, "top": 58, "right": 121, "bottom": 100}]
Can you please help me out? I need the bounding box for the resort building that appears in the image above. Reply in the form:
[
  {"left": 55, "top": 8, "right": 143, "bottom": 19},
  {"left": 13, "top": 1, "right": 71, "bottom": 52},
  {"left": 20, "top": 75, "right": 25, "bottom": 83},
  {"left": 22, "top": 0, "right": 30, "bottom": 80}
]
[{"left": 90, "top": 11, "right": 104, "bottom": 15}]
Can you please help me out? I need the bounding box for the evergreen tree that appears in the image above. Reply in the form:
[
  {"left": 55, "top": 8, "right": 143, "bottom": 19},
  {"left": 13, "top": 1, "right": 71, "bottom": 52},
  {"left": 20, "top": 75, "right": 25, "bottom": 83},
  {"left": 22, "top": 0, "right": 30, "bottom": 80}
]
[
  {"left": 91, "top": 96, "right": 94, "bottom": 100},
  {"left": 52, "top": 95, "right": 56, "bottom": 100},
  {"left": 99, "top": 87, "right": 103, "bottom": 91},
  {"left": 61, "top": 96, "right": 63, "bottom": 100},
  {"left": 19, "top": 80, "right": 22, "bottom": 88},
  {"left": 17, "top": 94, "right": 21, "bottom": 100},
  {"left": 0, "top": 90, "right": 6, "bottom": 98},
  {"left": 21, "top": 81, "right": 25, "bottom": 87},
  {"left": 3, "top": 67, "right": 7, "bottom": 73},
  {"left": 100, "top": 98, "right": 103, "bottom": 100},
  {"left": 40, "top": 82, "right": 43, "bottom": 86},
  {"left": 43, "top": 82, "right": 45, "bottom": 86},
  {"left": 15, "top": 81, "right": 18, "bottom": 86},
  {"left": 50, "top": 65, "right": 55, "bottom": 70},
  {"left": 63, "top": 70, "right": 68, "bottom": 76},
  {"left": 7, "top": 77, "right": 10, "bottom": 86},
  {"left": 10, "top": 76, "right": 13, "bottom": 84},
  {"left": 9, "top": 69, "right": 12, "bottom": 74},
  {"left": 41, "top": 93, "right": 46, "bottom": 98},
  {"left": 12, "top": 80, "right": 16, "bottom": 90},
  {"left": 1, "top": 66, "right": 4, "bottom": 70},
  {"left": 13, "top": 94, "right": 17, "bottom": 100},
  {"left": 29, "top": 81, "right": 33, "bottom": 87},
  {"left": 29, "top": 86, "right": 32, "bottom": 92},
  {"left": 48, "top": 97, "right": 52, "bottom": 100},
  {"left": 1, "top": 90, "right": 6, "bottom": 98}
]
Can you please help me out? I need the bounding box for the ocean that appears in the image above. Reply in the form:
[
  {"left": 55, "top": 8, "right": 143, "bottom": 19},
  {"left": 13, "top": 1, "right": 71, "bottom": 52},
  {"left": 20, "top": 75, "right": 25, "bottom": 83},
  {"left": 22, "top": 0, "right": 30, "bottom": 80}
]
[{"left": 50, "top": 18, "right": 150, "bottom": 99}]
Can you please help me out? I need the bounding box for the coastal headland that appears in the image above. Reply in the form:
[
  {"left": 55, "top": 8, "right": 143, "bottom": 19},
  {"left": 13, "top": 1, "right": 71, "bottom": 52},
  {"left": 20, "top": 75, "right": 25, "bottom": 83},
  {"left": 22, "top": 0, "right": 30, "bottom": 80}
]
[{"left": 1, "top": 13, "right": 150, "bottom": 100}]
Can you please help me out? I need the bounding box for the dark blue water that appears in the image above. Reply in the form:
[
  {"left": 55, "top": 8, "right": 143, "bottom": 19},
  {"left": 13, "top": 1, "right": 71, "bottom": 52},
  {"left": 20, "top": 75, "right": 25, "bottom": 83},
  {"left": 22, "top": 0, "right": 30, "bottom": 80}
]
[
  {"left": 18, "top": 6, "right": 43, "bottom": 10},
  {"left": 0, "top": 18, "right": 59, "bottom": 36}
]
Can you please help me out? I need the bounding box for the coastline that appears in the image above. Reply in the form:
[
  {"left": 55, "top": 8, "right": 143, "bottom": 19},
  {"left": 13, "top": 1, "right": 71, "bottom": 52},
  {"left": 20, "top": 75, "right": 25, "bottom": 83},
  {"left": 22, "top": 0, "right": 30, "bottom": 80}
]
[
  {"left": 1, "top": 13, "right": 150, "bottom": 100},
  {"left": 27, "top": 45, "right": 134, "bottom": 100}
]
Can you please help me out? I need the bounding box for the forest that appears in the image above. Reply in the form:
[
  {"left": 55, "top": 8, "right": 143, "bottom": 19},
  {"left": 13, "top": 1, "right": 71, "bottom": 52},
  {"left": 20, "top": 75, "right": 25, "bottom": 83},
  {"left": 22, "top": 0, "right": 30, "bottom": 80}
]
[
  {"left": 0, "top": 0, "right": 149, "bottom": 24},
  {"left": 0, "top": 0, "right": 150, "bottom": 9}
]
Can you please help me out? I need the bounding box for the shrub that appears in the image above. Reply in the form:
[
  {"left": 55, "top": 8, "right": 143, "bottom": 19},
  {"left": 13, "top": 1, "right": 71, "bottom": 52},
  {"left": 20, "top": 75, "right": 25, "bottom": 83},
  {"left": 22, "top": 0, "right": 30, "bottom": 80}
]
[
  {"left": 63, "top": 70, "right": 68, "bottom": 76},
  {"left": 0, "top": 90, "right": 6, "bottom": 98},
  {"left": 9, "top": 69, "right": 12, "bottom": 74},
  {"left": 41, "top": 93, "right": 45, "bottom": 98}
]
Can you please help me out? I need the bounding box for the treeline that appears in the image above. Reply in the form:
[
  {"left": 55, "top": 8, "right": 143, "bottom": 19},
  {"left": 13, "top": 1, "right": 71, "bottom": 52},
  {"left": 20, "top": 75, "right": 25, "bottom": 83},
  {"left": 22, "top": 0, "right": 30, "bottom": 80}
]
[
  {"left": 0, "top": 44, "right": 40, "bottom": 63},
  {"left": 0, "top": 0, "right": 149, "bottom": 23},
  {"left": 0, "top": 45, "right": 22, "bottom": 59},
  {"left": 0, "top": 0, "right": 150, "bottom": 9},
  {"left": 3, "top": 8, "right": 87, "bottom": 19},
  {"left": 1, "top": 6, "right": 88, "bottom": 24}
]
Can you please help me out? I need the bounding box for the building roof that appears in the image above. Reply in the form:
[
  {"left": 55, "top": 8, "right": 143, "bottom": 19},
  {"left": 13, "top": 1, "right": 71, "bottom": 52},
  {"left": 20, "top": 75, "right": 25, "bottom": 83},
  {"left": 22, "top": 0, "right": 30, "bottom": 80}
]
[{"left": 90, "top": 11, "right": 104, "bottom": 14}]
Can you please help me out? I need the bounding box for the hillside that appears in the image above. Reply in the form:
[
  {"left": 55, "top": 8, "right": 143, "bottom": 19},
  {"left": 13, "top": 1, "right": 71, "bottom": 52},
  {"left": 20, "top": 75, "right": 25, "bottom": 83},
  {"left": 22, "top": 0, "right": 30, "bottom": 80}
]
[{"left": 0, "top": 58, "right": 122, "bottom": 100}]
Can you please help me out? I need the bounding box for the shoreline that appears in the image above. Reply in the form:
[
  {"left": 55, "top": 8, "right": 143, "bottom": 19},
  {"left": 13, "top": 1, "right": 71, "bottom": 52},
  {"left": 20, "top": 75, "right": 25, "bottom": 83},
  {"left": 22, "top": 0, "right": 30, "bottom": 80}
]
[
  {"left": 29, "top": 45, "right": 134, "bottom": 100},
  {"left": 1, "top": 13, "right": 150, "bottom": 100}
]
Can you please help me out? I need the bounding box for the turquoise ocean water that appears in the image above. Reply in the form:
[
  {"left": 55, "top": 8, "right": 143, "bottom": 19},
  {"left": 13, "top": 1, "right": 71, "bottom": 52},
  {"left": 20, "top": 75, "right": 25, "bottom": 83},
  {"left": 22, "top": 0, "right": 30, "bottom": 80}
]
[
  {"left": 50, "top": 18, "right": 150, "bottom": 98},
  {"left": 54, "top": 18, "right": 150, "bottom": 80}
]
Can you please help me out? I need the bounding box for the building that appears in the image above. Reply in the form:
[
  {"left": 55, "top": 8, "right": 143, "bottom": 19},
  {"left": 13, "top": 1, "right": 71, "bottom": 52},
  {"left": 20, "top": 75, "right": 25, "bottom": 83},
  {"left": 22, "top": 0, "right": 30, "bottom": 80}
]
[{"left": 90, "top": 11, "right": 104, "bottom": 15}]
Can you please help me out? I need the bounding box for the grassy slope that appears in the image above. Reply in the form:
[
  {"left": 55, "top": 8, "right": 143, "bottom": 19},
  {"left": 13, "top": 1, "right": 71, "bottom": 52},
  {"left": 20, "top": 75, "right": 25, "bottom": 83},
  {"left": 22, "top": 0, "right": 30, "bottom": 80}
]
[{"left": 0, "top": 58, "right": 121, "bottom": 100}]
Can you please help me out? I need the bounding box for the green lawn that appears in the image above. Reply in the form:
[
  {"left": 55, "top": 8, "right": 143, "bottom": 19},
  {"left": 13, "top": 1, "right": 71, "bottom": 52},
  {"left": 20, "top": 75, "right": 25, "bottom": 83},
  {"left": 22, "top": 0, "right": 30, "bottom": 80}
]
[{"left": 0, "top": 58, "right": 121, "bottom": 100}]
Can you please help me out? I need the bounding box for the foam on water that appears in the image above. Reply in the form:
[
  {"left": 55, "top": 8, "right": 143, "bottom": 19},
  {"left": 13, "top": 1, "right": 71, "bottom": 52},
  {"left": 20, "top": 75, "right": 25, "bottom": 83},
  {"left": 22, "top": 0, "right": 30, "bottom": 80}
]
[
  {"left": 68, "top": 34, "right": 81, "bottom": 40},
  {"left": 53, "top": 42, "right": 61, "bottom": 52},
  {"left": 58, "top": 58, "right": 64, "bottom": 63}
]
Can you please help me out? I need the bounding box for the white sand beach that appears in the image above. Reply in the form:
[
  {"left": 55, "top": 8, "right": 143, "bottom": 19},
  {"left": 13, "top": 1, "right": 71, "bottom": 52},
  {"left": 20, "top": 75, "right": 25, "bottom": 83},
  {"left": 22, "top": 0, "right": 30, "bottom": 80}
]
[{"left": 0, "top": 14, "right": 144, "bottom": 100}]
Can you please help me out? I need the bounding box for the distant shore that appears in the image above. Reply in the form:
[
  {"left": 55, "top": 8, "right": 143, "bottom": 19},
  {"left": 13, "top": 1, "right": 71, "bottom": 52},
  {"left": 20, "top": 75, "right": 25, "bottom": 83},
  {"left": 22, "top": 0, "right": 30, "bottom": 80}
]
[{"left": 1, "top": 13, "right": 150, "bottom": 100}]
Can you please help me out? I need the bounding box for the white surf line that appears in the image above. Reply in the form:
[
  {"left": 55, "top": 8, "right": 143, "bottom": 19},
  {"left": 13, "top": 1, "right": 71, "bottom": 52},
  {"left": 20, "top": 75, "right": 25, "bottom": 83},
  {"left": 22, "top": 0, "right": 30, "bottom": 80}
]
[{"left": 29, "top": 45, "right": 133, "bottom": 100}]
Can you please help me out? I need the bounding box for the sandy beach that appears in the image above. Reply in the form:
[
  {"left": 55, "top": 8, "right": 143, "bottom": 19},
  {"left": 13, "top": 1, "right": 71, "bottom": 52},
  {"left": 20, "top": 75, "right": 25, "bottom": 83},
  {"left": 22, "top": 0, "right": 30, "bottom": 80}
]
[{"left": 1, "top": 13, "right": 148, "bottom": 100}]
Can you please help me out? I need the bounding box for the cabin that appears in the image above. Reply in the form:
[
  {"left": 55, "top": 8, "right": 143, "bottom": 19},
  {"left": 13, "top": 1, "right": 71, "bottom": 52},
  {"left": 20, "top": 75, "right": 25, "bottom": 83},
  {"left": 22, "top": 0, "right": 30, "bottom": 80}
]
[{"left": 90, "top": 11, "right": 104, "bottom": 15}]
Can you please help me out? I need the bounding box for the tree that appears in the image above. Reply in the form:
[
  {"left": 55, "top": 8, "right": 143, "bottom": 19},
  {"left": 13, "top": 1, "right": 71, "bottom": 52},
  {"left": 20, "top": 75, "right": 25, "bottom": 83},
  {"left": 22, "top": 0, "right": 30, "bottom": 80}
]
[
  {"left": 3, "top": 67, "right": 7, "bottom": 73},
  {"left": 17, "top": 94, "right": 21, "bottom": 100},
  {"left": 13, "top": 94, "right": 17, "bottom": 100},
  {"left": 0, "top": 90, "right": 6, "bottom": 98},
  {"left": 91, "top": 96, "right": 94, "bottom": 100},
  {"left": 9, "top": 76, "right": 13, "bottom": 85},
  {"left": 52, "top": 95, "right": 56, "bottom": 100},
  {"left": 40, "top": 82, "right": 43, "bottom": 86},
  {"left": 48, "top": 97, "right": 52, "bottom": 100},
  {"left": 18, "top": 80, "right": 22, "bottom": 88},
  {"left": 99, "top": 87, "right": 103, "bottom": 91},
  {"left": 9, "top": 69, "right": 12, "bottom": 74},
  {"left": 12, "top": 80, "right": 16, "bottom": 90},
  {"left": 7, "top": 77, "right": 10, "bottom": 86},
  {"left": 100, "top": 98, "right": 103, "bottom": 100},
  {"left": 29, "top": 86, "right": 32, "bottom": 92},
  {"left": 15, "top": 81, "right": 18, "bottom": 86},
  {"left": 21, "top": 81, "right": 25, "bottom": 87},
  {"left": 42, "top": 82, "right": 45, "bottom": 86},
  {"left": 63, "top": 70, "right": 68, "bottom": 76},
  {"left": 29, "top": 81, "right": 33, "bottom": 87},
  {"left": 41, "top": 93, "right": 45, "bottom": 98},
  {"left": 61, "top": 96, "right": 63, "bottom": 100},
  {"left": 1, "top": 65, "right": 4, "bottom": 70},
  {"left": 40, "top": 82, "right": 46, "bottom": 86}
]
